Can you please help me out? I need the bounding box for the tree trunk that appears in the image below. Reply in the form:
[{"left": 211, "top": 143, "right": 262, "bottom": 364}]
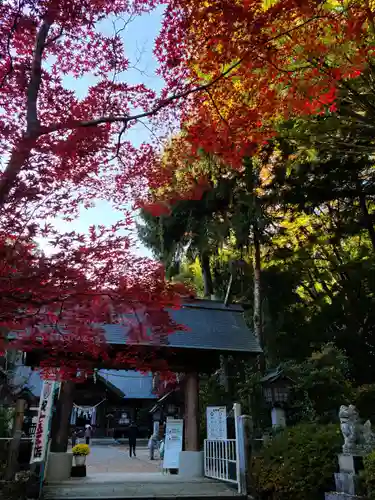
[
  {"left": 5, "top": 398, "right": 26, "bottom": 480},
  {"left": 253, "top": 225, "right": 265, "bottom": 371},
  {"left": 0, "top": 138, "right": 34, "bottom": 208},
  {"left": 200, "top": 252, "right": 214, "bottom": 297},
  {"left": 253, "top": 227, "right": 262, "bottom": 347},
  {"left": 358, "top": 190, "right": 375, "bottom": 253},
  {"left": 219, "top": 355, "right": 229, "bottom": 392},
  {"left": 51, "top": 381, "right": 75, "bottom": 452}
]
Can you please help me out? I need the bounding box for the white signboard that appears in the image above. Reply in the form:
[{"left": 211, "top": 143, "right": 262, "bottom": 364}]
[
  {"left": 206, "top": 406, "right": 227, "bottom": 440},
  {"left": 30, "top": 380, "right": 58, "bottom": 463},
  {"left": 162, "top": 419, "right": 183, "bottom": 470}
]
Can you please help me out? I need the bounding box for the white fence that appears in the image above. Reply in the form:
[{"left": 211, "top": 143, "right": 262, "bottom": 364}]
[{"left": 204, "top": 439, "right": 237, "bottom": 484}]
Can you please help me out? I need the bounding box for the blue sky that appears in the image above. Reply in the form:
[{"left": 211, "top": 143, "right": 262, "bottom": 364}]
[{"left": 40, "top": 6, "right": 167, "bottom": 258}]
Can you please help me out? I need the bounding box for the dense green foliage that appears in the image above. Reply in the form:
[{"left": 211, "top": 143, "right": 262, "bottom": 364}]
[
  {"left": 0, "top": 407, "right": 12, "bottom": 437},
  {"left": 139, "top": 141, "right": 375, "bottom": 386},
  {"left": 364, "top": 451, "right": 375, "bottom": 499},
  {"left": 251, "top": 423, "right": 341, "bottom": 500},
  {"left": 285, "top": 344, "right": 354, "bottom": 424}
]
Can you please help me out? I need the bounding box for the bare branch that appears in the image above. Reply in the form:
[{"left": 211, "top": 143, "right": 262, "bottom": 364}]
[
  {"left": 108, "top": 121, "right": 128, "bottom": 162},
  {"left": 138, "top": 119, "right": 164, "bottom": 146},
  {"left": 45, "top": 27, "right": 64, "bottom": 47},
  {"left": 43, "top": 59, "right": 244, "bottom": 134},
  {"left": 205, "top": 88, "right": 231, "bottom": 129}
]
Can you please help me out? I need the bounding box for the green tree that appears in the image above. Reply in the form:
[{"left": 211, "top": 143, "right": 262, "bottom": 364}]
[
  {"left": 138, "top": 176, "right": 233, "bottom": 296},
  {"left": 286, "top": 344, "right": 354, "bottom": 424}
]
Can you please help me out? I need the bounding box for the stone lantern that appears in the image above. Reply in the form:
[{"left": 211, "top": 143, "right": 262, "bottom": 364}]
[{"left": 261, "top": 367, "right": 294, "bottom": 429}]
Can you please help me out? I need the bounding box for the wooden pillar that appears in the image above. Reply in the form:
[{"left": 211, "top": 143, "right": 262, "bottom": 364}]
[
  {"left": 13, "top": 397, "right": 26, "bottom": 434},
  {"left": 51, "top": 381, "right": 74, "bottom": 452},
  {"left": 184, "top": 371, "right": 199, "bottom": 451}
]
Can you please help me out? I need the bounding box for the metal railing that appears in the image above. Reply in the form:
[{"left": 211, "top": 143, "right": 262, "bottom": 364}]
[{"left": 204, "top": 439, "right": 237, "bottom": 484}]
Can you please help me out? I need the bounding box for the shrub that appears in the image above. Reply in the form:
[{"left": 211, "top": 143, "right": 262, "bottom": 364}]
[
  {"left": 251, "top": 422, "right": 341, "bottom": 500},
  {"left": 286, "top": 344, "right": 354, "bottom": 425},
  {"left": 0, "top": 406, "right": 12, "bottom": 437},
  {"left": 363, "top": 450, "right": 375, "bottom": 499},
  {"left": 72, "top": 444, "right": 90, "bottom": 456}
]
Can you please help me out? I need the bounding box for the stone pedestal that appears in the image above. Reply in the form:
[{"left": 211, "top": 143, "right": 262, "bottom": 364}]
[
  {"left": 45, "top": 452, "right": 73, "bottom": 482},
  {"left": 325, "top": 494, "right": 362, "bottom": 500},
  {"left": 338, "top": 454, "right": 364, "bottom": 474},
  {"left": 335, "top": 472, "right": 356, "bottom": 495},
  {"left": 326, "top": 404, "right": 375, "bottom": 499},
  {"left": 325, "top": 453, "right": 365, "bottom": 500},
  {"left": 178, "top": 451, "right": 204, "bottom": 477}
]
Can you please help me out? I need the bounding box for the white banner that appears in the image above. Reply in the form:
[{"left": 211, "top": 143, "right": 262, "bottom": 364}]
[
  {"left": 206, "top": 406, "right": 227, "bottom": 440},
  {"left": 162, "top": 419, "right": 183, "bottom": 470},
  {"left": 30, "top": 380, "right": 59, "bottom": 463}
]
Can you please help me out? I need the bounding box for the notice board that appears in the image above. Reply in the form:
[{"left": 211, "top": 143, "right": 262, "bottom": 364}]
[
  {"left": 162, "top": 419, "right": 184, "bottom": 469},
  {"left": 206, "top": 406, "right": 227, "bottom": 440}
]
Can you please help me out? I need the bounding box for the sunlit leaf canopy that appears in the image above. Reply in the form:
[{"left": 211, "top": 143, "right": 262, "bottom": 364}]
[{"left": 155, "top": 0, "right": 375, "bottom": 167}]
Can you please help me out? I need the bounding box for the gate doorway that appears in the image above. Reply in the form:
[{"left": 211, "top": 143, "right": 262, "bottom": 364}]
[
  {"left": 204, "top": 438, "right": 237, "bottom": 484},
  {"left": 203, "top": 403, "right": 247, "bottom": 494}
]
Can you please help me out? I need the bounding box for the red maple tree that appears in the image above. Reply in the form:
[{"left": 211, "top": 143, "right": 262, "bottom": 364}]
[{"left": 0, "top": 0, "right": 197, "bottom": 379}]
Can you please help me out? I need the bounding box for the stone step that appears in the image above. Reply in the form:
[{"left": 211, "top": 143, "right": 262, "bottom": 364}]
[{"left": 43, "top": 473, "right": 243, "bottom": 500}]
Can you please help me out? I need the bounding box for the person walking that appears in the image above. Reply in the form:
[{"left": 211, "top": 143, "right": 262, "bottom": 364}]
[
  {"left": 148, "top": 433, "right": 159, "bottom": 460},
  {"left": 71, "top": 428, "right": 77, "bottom": 448},
  {"left": 128, "top": 421, "right": 137, "bottom": 457},
  {"left": 84, "top": 424, "right": 92, "bottom": 445}
]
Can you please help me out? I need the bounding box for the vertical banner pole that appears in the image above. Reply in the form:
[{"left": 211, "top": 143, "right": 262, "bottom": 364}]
[{"left": 29, "top": 380, "right": 60, "bottom": 499}]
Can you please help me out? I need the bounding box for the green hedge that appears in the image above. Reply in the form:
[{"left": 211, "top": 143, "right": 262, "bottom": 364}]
[
  {"left": 363, "top": 450, "right": 375, "bottom": 499},
  {"left": 251, "top": 423, "right": 341, "bottom": 500}
]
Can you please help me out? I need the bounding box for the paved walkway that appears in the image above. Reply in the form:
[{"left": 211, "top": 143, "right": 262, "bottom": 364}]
[{"left": 83, "top": 446, "right": 162, "bottom": 475}]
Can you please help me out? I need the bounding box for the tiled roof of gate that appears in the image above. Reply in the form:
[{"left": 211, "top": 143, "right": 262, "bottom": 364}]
[
  {"left": 104, "top": 299, "right": 261, "bottom": 354},
  {"left": 10, "top": 300, "right": 260, "bottom": 399},
  {"left": 13, "top": 366, "right": 156, "bottom": 400}
]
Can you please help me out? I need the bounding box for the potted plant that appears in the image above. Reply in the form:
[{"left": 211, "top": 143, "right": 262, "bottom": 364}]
[{"left": 72, "top": 444, "right": 90, "bottom": 466}]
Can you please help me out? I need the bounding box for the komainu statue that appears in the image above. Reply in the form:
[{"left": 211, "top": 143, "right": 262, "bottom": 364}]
[{"left": 339, "top": 404, "right": 375, "bottom": 454}]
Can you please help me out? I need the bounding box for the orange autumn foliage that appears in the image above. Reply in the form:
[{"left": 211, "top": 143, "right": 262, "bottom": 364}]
[{"left": 155, "top": 0, "right": 375, "bottom": 167}]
